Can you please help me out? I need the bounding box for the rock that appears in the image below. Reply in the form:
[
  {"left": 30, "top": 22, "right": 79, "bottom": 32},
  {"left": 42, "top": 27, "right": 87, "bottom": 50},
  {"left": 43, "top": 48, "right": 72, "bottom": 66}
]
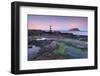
[
  {"left": 69, "top": 28, "right": 80, "bottom": 31},
  {"left": 36, "top": 41, "right": 58, "bottom": 58},
  {"left": 50, "top": 41, "right": 58, "bottom": 49}
]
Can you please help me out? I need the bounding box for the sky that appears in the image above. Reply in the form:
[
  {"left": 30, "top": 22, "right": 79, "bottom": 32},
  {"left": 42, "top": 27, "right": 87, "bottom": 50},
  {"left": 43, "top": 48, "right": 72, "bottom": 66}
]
[{"left": 28, "top": 15, "right": 88, "bottom": 31}]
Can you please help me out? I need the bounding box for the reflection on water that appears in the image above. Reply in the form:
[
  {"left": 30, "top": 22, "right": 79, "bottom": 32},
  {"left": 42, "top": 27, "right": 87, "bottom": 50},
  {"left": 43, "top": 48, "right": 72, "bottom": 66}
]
[{"left": 28, "top": 46, "right": 40, "bottom": 60}]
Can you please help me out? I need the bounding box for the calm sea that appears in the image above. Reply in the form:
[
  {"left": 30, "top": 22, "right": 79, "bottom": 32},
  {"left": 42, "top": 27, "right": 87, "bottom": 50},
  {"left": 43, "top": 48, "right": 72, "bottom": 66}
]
[
  {"left": 44, "top": 30, "right": 87, "bottom": 36},
  {"left": 63, "top": 31, "right": 87, "bottom": 36}
]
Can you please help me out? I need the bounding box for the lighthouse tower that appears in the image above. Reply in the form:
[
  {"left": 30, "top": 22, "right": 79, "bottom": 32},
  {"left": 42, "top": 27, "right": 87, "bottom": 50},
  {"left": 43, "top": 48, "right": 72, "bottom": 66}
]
[{"left": 49, "top": 25, "right": 52, "bottom": 33}]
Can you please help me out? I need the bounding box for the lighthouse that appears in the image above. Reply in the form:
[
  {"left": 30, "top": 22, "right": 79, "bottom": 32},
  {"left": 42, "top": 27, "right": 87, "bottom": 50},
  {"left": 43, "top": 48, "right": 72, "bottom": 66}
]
[{"left": 49, "top": 25, "right": 52, "bottom": 33}]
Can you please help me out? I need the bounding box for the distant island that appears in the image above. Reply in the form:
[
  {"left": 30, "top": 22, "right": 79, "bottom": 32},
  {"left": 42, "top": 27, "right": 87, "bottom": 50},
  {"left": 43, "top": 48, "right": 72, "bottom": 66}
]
[{"left": 69, "top": 28, "right": 80, "bottom": 31}]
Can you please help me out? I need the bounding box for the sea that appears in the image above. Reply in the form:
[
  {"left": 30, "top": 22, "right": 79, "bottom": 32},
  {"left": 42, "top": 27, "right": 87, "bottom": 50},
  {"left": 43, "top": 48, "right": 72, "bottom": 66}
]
[
  {"left": 45, "top": 30, "right": 87, "bottom": 36},
  {"left": 62, "top": 31, "right": 87, "bottom": 36}
]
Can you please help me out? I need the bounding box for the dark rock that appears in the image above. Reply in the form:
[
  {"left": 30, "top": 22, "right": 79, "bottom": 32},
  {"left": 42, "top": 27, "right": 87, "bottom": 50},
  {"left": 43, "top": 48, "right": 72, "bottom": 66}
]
[{"left": 69, "top": 28, "right": 80, "bottom": 31}]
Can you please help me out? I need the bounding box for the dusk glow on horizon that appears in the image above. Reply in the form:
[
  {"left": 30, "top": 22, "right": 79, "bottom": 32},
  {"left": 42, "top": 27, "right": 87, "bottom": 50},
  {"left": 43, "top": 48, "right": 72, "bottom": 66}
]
[{"left": 28, "top": 15, "right": 88, "bottom": 31}]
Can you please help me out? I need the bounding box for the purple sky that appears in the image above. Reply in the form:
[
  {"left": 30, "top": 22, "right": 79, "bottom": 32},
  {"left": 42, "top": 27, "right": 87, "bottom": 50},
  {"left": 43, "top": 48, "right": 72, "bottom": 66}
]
[{"left": 28, "top": 15, "right": 88, "bottom": 31}]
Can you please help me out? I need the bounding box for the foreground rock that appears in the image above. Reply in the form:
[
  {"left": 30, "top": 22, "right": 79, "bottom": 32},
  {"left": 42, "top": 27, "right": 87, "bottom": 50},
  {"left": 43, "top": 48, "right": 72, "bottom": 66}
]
[{"left": 35, "top": 41, "right": 58, "bottom": 59}]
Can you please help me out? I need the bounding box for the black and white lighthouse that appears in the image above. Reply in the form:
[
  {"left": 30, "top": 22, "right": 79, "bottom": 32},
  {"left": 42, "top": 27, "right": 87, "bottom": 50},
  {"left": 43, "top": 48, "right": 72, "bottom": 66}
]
[{"left": 49, "top": 25, "right": 52, "bottom": 33}]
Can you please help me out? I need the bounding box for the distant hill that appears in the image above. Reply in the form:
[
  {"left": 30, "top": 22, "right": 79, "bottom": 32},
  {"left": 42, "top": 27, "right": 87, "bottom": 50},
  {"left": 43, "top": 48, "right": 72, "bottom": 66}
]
[{"left": 69, "top": 28, "right": 80, "bottom": 31}]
